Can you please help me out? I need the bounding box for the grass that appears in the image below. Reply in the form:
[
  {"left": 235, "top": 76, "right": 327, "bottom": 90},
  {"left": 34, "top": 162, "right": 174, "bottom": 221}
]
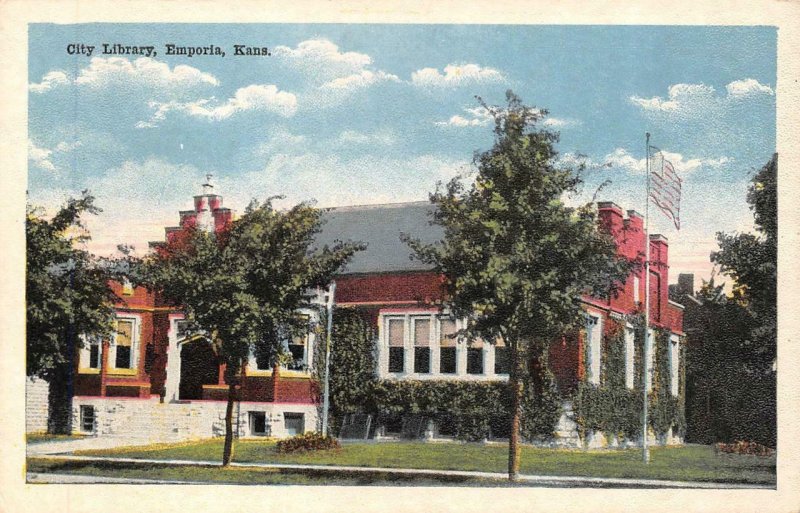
[
  {"left": 26, "top": 432, "right": 86, "bottom": 444},
  {"left": 26, "top": 458, "right": 507, "bottom": 486},
  {"left": 74, "top": 439, "right": 776, "bottom": 485}
]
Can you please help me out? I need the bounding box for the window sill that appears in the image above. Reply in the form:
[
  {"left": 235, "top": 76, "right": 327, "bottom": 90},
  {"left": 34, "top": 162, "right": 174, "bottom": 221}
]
[
  {"left": 106, "top": 368, "right": 137, "bottom": 376},
  {"left": 245, "top": 368, "right": 312, "bottom": 378},
  {"left": 78, "top": 368, "right": 100, "bottom": 375}
]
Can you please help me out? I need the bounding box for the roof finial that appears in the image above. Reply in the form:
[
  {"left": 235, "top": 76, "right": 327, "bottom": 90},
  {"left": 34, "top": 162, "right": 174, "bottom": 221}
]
[{"left": 202, "top": 173, "right": 214, "bottom": 195}]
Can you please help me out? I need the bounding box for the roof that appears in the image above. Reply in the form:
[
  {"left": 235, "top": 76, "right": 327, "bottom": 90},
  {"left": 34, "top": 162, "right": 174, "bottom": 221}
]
[{"left": 315, "top": 201, "right": 442, "bottom": 274}]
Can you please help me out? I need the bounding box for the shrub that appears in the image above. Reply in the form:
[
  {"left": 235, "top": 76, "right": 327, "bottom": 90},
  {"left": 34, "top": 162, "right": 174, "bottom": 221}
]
[
  {"left": 276, "top": 432, "right": 341, "bottom": 454},
  {"left": 715, "top": 440, "right": 775, "bottom": 457}
]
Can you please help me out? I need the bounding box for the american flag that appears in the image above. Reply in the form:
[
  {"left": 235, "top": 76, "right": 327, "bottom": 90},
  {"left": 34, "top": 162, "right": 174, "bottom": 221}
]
[{"left": 649, "top": 146, "right": 682, "bottom": 230}]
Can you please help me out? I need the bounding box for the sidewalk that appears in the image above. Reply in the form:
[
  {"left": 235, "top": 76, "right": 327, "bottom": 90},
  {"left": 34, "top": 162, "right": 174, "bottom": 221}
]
[{"left": 28, "top": 454, "right": 775, "bottom": 489}]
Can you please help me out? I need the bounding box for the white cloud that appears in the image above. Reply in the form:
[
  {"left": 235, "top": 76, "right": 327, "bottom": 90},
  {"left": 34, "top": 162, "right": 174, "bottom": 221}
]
[
  {"left": 436, "top": 106, "right": 577, "bottom": 130},
  {"left": 88, "top": 159, "right": 204, "bottom": 255},
  {"left": 411, "top": 63, "right": 505, "bottom": 88},
  {"left": 273, "top": 39, "right": 372, "bottom": 78},
  {"left": 29, "top": 71, "right": 70, "bottom": 93},
  {"left": 337, "top": 129, "right": 396, "bottom": 146},
  {"left": 630, "top": 78, "right": 774, "bottom": 117},
  {"left": 143, "top": 84, "right": 297, "bottom": 126},
  {"left": 75, "top": 57, "right": 219, "bottom": 90},
  {"left": 630, "top": 83, "right": 716, "bottom": 113},
  {"left": 602, "top": 148, "right": 733, "bottom": 176},
  {"left": 28, "top": 140, "right": 55, "bottom": 172},
  {"left": 435, "top": 106, "right": 493, "bottom": 127},
  {"left": 221, "top": 153, "right": 469, "bottom": 210},
  {"left": 54, "top": 141, "right": 83, "bottom": 152},
  {"left": 320, "top": 70, "right": 400, "bottom": 92},
  {"left": 253, "top": 128, "right": 308, "bottom": 157},
  {"left": 543, "top": 117, "right": 580, "bottom": 128},
  {"left": 726, "top": 78, "right": 774, "bottom": 97}
]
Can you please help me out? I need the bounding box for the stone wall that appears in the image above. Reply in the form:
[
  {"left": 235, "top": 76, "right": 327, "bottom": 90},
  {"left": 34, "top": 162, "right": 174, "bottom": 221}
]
[
  {"left": 26, "top": 377, "right": 49, "bottom": 433},
  {"left": 70, "top": 396, "right": 318, "bottom": 442}
]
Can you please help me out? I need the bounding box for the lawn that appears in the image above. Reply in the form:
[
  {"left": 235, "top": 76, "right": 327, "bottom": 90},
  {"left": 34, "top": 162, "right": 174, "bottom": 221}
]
[
  {"left": 26, "top": 458, "right": 504, "bottom": 486},
  {"left": 74, "top": 440, "right": 776, "bottom": 485}
]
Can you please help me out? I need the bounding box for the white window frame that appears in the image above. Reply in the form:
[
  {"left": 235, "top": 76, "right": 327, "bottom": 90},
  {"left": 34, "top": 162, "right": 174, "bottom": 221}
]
[
  {"left": 79, "top": 405, "right": 96, "bottom": 433},
  {"left": 377, "top": 311, "right": 507, "bottom": 381},
  {"left": 78, "top": 335, "right": 102, "bottom": 371},
  {"left": 383, "top": 314, "right": 408, "bottom": 375},
  {"left": 624, "top": 324, "right": 635, "bottom": 389},
  {"left": 110, "top": 314, "right": 141, "bottom": 371},
  {"left": 246, "top": 310, "right": 316, "bottom": 373},
  {"left": 669, "top": 334, "right": 680, "bottom": 396},
  {"left": 411, "top": 315, "right": 433, "bottom": 374},
  {"left": 586, "top": 313, "right": 603, "bottom": 385}
]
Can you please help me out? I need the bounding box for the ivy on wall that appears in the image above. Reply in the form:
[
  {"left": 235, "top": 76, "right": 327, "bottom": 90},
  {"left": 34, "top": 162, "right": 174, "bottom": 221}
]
[
  {"left": 317, "top": 306, "right": 562, "bottom": 442},
  {"left": 573, "top": 316, "right": 685, "bottom": 443}
]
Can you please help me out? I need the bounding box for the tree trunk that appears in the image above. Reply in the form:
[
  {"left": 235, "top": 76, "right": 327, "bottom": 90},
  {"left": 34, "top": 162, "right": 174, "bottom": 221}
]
[
  {"left": 222, "top": 380, "right": 237, "bottom": 466},
  {"left": 47, "top": 363, "right": 74, "bottom": 435},
  {"left": 508, "top": 338, "right": 522, "bottom": 482}
]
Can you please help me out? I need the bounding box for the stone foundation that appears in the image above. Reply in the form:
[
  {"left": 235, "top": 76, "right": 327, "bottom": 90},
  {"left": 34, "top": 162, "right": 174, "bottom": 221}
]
[
  {"left": 70, "top": 396, "right": 318, "bottom": 442},
  {"left": 26, "top": 377, "right": 50, "bottom": 433}
]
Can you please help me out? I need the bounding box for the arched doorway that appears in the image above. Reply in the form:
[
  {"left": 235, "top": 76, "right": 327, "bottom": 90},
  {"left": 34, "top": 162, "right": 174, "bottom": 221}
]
[{"left": 179, "top": 339, "right": 219, "bottom": 400}]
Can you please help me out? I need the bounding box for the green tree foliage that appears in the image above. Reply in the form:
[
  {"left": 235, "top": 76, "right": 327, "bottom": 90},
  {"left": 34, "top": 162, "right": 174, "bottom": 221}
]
[
  {"left": 26, "top": 192, "right": 117, "bottom": 433},
  {"left": 403, "top": 91, "right": 631, "bottom": 480},
  {"left": 313, "top": 307, "right": 378, "bottom": 431},
  {"left": 712, "top": 154, "right": 777, "bottom": 372},
  {"left": 685, "top": 154, "right": 778, "bottom": 447},
  {"left": 681, "top": 278, "right": 775, "bottom": 446},
  {"left": 142, "top": 199, "right": 363, "bottom": 465}
]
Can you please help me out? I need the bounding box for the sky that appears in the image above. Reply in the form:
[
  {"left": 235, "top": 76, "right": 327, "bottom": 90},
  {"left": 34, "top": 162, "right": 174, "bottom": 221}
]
[{"left": 27, "top": 24, "right": 777, "bottom": 288}]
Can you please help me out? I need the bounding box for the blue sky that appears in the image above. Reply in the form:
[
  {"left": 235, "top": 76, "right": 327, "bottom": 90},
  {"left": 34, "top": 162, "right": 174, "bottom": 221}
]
[{"left": 27, "top": 24, "right": 776, "bottom": 285}]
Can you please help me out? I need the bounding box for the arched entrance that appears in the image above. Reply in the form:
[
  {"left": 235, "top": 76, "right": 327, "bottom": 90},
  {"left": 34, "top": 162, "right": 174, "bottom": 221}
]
[{"left": 179, "top": 338, "right": 219, "bottom": 400}]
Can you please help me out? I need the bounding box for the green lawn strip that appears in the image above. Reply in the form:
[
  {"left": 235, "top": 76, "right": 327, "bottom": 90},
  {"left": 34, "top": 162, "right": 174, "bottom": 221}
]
[
  {"left": 26, "top": 458, "right": 510, "bottom": 487},
  {"left": 75, "top": 441, "right": 775, "bottom": 485},
  {"left": 27, "top": 433, "right": 87, "bottom": 444}
]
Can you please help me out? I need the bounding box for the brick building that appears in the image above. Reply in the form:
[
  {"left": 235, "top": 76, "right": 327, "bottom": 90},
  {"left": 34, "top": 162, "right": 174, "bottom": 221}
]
[{"left": 27, "top": 182, "right": 684, "bottom": 444}]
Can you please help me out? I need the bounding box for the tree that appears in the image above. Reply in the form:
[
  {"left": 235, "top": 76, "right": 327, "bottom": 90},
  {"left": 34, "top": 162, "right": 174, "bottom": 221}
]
[
  {"left": 142, "top": 198, "right": 363, "bottom": 466},
  {"left": 712, "top": 154, "right": 777, "bottom": 373},
  {"left": 26, "top": 192, "right": 117, "bottom": 433},
  {"left": 404, "top": 91, "right": 631, "bottom": 480},
  {"left": 680, "top": 154, "right": 778, "bottom": 447}
]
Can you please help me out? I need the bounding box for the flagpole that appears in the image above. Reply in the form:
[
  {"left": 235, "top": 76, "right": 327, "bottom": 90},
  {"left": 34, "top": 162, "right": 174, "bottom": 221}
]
[
  {"left": 321, "top": 281, "right": 336, "bottom": 438},
  {"left": 643, "top": 133, "right": 651, "bottom": 464}
]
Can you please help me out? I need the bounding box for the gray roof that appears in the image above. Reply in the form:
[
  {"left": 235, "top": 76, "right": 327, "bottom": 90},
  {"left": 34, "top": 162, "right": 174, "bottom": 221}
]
[{"left": 315, "top": 201, "right": 443, "bottom": 274}]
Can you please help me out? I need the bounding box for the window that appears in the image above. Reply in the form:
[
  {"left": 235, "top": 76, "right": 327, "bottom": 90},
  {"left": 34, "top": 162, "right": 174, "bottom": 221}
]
[
  {"left": 669, "top": 335, "right": 680, "bottom": 396},
  {"left": 413, "top": 318, "right": 431, "bottom": 373},
  {"left": 249, "top": 411, "right": 268, "bottom": 436},
  {"left": 284, "top": 413, "right": 304, "bottom": 436},
  {"left": 89, "top": 339, "right": 101, "bottom": 369},
  {"left": 624, "top": 326, "right": 635, "bottom": 389},
  {"left": 439, "top": 318, "right": 457, "bottom": 374},
  {"left": 80, "top": 336, "right": 101, "bottom": 370},
  {"left": 122, "top": 277, "right": 134, "bottom": 296},
  {"left": 287, "top": 332, "right": 308, "bottom": 371},
  {"left": 633, "top": 275, "right": 640, "bottom": 303},
  {"left": 494, "top": 338, "right": 510, "bottom": 375},
  {"left": 467, "top": 339, "right": 484, "bottom": 375},
  {"left": 114, "top": 319, "right": 135, "bottom": 369},
  {"left": 80, "top": 405, "right": 95, "bottom": 433},
  {"left": 586, "top": 315, "right": 602, "bottom": 385},
  {"left": 387, "top": 318, "right": 405, "bottom": 373}
]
